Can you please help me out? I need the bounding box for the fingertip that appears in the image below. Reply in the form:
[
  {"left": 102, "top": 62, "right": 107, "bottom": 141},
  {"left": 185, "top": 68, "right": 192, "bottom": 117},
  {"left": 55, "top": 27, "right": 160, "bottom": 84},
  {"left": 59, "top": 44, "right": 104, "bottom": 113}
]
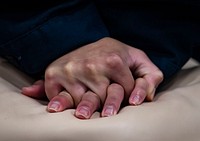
[
  {"left": 75, "top": 106, "right": 91, "bottom": 119},
  {"left": 129, "top": 92, "right": 145, "bottom": 105},
  {"left": 47, "top": 92, "right": 74, "bottom": 113},
  {"left": 101, "top": 105, "right": 116, "bottom": 117},
  {"left": 21, "top": 86, "right": 30, "bottom": 94},
  {"left": 129, "top": 78, "right": 147, "bottom": 105},
  {"left": 47, "top": 101, "right": 62, "bottom": 113},
  {"left": 101, "top": 83, "right": 124, "bottom": 117},
  {"left": 22, "top": 84, "right": 47, "bottom": 99}
]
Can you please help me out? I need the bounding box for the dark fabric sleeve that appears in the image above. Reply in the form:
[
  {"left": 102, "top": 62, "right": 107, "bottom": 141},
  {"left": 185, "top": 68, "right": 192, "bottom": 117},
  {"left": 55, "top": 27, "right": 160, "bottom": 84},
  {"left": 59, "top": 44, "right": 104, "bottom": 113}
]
[
  {"left": 95, "top": 0, "right": 200, "bottom": 82},
  {"left": 0, "top": 0, "right": 109, "bottom": 78},
  {"left": 192, "top": 46, "right": 200, "bottom": 62}
]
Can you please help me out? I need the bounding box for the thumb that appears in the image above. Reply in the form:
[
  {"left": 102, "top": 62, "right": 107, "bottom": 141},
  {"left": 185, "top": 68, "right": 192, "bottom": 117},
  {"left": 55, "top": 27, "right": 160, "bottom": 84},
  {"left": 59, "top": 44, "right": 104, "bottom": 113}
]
[
  {"left": 21, "top": 80, "right": 47, "bottom": 99},
  {"left": 128, "top": 48, "right": 164, "bottom": 101},
  {"left": 143, "top": 70, "right": 163, "bottom": 101}
]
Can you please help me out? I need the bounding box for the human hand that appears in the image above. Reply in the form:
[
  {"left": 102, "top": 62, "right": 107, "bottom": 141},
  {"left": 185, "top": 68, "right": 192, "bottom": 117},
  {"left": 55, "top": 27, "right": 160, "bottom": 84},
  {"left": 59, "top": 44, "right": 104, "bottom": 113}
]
[{"left": 22, "top": 37, "right": 163, "bottom": 119}]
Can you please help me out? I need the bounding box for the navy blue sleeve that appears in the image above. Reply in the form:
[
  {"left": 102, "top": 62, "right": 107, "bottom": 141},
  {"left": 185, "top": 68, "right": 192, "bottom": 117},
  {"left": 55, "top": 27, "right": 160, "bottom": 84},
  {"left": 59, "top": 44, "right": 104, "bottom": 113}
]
[
  {"left": 96, "top": 0, "right": 200, "bottom": 81},
  {"left": 0, "top": 0, "right": 109, "bottom": 77},
  {"left": 1, "top": 0, "right": 200, "bottom": 81}
]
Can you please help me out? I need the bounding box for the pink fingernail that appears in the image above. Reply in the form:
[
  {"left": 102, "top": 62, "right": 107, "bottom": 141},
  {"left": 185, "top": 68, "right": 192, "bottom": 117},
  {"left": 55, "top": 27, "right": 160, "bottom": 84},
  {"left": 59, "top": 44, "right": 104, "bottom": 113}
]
[
  {"left": 76, "top": 106, "right": 90, "bottom": 119},
  {"left": 131, "top": 95, "right": 141, "bottom": 105},
  {"left": 48, "top": 101, "right": 61, "bottom": 112},
  {"left": 103, "top": 105, "right": 115, "bottom": 117}
]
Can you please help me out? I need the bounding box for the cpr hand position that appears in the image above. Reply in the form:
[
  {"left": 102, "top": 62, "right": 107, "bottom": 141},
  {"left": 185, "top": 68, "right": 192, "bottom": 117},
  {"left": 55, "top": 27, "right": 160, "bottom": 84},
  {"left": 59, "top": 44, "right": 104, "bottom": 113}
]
[{"left": 22, "top": 37, "right": 163, "bottom": 119}]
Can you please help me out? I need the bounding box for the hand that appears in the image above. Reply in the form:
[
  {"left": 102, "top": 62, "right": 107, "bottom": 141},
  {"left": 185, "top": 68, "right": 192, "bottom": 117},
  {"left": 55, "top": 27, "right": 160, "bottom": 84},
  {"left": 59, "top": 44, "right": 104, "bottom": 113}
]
[{"left": 22, "top": 37, "right": 163, "bottom": 119}]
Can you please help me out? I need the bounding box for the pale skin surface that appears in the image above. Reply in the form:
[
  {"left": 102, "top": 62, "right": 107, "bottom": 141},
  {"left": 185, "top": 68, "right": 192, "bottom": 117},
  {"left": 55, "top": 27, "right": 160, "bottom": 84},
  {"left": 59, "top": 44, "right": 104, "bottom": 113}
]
[{"left": 22, "top": 37, "right": 163, "bottom": 119}]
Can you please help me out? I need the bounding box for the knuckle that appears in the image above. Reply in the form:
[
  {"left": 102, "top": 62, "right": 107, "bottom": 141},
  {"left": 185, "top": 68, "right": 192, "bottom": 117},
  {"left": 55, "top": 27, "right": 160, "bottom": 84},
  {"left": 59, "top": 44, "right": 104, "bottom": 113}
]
[
  {"left": 110, "top": 83, "right": 123, "bottom": 91},
  {"left": 135, "top": 48, "right": 146, "bottom": 57},
  {"left": 155, "top": 70, "right": 164, "bottom": 84},
  {"left": 144, "top": 70, "right": 164, "bottom": 94},
  {"left": 45, "top": 67, "right": 57, "bottom": 81},
  {"left": 98, "top": 37, "right": 112, "bottom": 44},
  {"left": 84, "top": 61, "right": 97, "bottom": 74},
  {"left": 63, "top": 61, "right": 76, "bottom": 75},
  {"left": 105, "top": 53, "right": 123, "bottom": 69}
]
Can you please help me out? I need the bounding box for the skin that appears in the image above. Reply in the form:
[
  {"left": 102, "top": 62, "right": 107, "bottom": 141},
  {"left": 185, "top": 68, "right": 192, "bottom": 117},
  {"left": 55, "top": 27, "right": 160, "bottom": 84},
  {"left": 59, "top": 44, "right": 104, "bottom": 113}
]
[{"left": 22, "top": 37, "right": 163, "bottom": 119}]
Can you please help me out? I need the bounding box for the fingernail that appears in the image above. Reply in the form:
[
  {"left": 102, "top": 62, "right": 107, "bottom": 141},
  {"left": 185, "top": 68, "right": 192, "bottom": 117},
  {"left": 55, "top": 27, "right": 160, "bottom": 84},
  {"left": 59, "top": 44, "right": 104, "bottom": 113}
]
[
  {"left": 103, "top": 105, "right": 115, "bottom": 117},
  {"left": 76, "top": 106, "right": 90, "bottom": 119},
  {"left": 131, "top": 94, "right": 141, "bottom": 105},
  {"left": 48, "top": 101, "right": 61, "bottom": 112}
]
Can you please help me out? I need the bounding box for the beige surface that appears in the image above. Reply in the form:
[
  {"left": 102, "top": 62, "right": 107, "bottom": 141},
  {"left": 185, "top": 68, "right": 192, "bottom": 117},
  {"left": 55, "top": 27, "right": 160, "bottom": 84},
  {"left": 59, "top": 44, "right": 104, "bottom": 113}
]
[{"left": 0, "top": 57, "right": 200, "bottom": 141}]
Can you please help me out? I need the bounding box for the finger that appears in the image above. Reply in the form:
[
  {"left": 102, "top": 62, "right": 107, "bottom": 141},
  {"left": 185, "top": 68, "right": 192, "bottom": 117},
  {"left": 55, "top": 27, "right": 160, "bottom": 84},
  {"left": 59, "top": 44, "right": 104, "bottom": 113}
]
[
  {"left": 129, "top": 78, "right": 148, "bottom": 105},
  {"left": 78, "top": 53, "right": 133, "bottom": 100},
  {"left": 63, "top": 81, "right": 88, "bottom": 107},
  {"left": 47, "top": 91, "right": 74, "bottom": 112},
  {"left": 105, "top": 54, "right": 134, "bottom": 96},
  {"left": 101, "top": 83, "right": 124, "bottom": 117},
  {"left": 143, "top": 70, "right": 163, "bottom": 101},
  {"left": 44, "top": 72, "right": 64, "bottom": 100},
  {"left": 129, "top": 49, "right": 164, "bottom": 101},
  {"left": 45, "top": 66, "right": 87, "bottom": 105},
  {"left": 77, "top": 75, "right": 110, "bottom": 105},
  {"left": 45, "top": 81, "right": 86, "bottom": 108},
  {"left": 75, "top": 91, "right": 101, "bottom": 119},
  {"left": 21, "top": 80, "right": 46, "bottom": 99},
  {"left": 73, "top": 60, "right": 110, "bottom": 103}
]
